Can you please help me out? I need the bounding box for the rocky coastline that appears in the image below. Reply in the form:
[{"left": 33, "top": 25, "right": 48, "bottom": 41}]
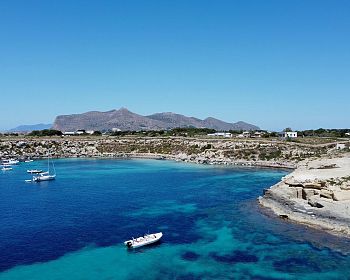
[
  {"left": 1, "top": 136, "right": 334, "bottom": 169},
  {"left": 259, "top": 154, "right": 350, "bottom": 237}
]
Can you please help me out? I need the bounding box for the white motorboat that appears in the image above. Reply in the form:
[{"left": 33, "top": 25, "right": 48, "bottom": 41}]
[
  {"left": 8, "top": 159, "right": 19, "bottom": 165},
  {"left": 124, "top": 232, "right": 163, "bottom": 249},
  {"left": 27, "top": 169, "right": 43, "bottom": 174},
  {"left": 25, "top": 159, "right": 34, "bottom": 163},
  {"left": 1, "top": 159, "right": 19, "bottom": 166},
  {"left": 2, "top": 167, "right": 12, "bottom": 171}
]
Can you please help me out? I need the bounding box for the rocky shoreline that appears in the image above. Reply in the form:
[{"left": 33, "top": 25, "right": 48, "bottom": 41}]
[
  {"left": 0, "top": 136, "right": 335, "bottom": 168},
  {"left": 1, "top": 136, "right": 328, "bottom": 169},
  {"left": 259, "top": 154, "right": 350, "bottom": 238}
]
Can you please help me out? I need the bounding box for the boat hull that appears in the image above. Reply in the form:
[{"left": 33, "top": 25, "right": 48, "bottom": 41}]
[
  {"left": 27, "top": 170, "right": 43, "bottom": 174},
  {"left": 33, "top": 175, "right": 56, "bottom": 182},
  {"left": 124, "top": 232, "right": 163, "bottom": 249},
  {"left": 2, "top": 167, "right": 12, "bottom": 171}
]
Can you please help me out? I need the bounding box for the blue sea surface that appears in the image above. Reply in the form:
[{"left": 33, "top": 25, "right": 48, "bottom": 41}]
[{"left": 1, "top": 158, "right": 350, "bottom": 279}]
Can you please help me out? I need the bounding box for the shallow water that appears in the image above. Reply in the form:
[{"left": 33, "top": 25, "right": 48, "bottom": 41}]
[{"left": 1, "top": 158, "right": 350, "bottom": 279}]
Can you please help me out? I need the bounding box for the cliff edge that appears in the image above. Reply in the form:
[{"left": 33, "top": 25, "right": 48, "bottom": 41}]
[{"left": 259, "top": 154, "right": 350, "bottom": 237}]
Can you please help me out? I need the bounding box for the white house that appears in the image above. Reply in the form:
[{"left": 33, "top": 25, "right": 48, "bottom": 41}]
[
  {"left": 207, "top": 132, "right": 232, "bottom": 138},
  {"left": 75, "top": 130, "right": 85, "bottom": 135},
  {"left": 252, "top": 131, "right": 264, "bottom": 138},
  {"left": 284, "top": 131, "right": 298, "bottom": 138},
  {"left": 345, "top": 132, "right": 350, "bottom": 137},
  {"left": 63, "top": 131, "right": 76, "bottom": 136}
]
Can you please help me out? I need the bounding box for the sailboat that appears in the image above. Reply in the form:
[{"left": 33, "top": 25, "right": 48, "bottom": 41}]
[{"left": 32, "top": 155, "right": 56, "bottom": 182}]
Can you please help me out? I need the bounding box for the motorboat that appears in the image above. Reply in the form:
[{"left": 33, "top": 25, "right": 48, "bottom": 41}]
[
  {"left": 27, "top": 169, "right": 43, "bottom": 174},
  {"left": 1, "top": 159, "right": 19, "bottom": 165},
  {"left": 8, "top": 159, "right": 19, "bottom": 165},
  {"left": 2, "top": 167, "right": 12, "bottom": 171},
  {"left": 124, "top": 232, "right": 163, "bottom": 249},
  {"left": 25, "top": 159, "right": 34, "bottom": 163}
]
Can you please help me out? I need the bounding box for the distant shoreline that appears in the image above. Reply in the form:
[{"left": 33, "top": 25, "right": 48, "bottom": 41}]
[{"left": 45, "top": 153, "right": 297, "bottom": 170}]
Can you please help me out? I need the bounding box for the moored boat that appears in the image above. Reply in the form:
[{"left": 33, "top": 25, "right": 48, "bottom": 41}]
[
  {"left": 1, "top": 167, "right": 13, "bottom": 171},
  {"left": 29, "top": 154, "right": 56, "bottom": 183},
  {"left": 33, "top": 172, "right": 56, "bottom": 182},
  {"left": 1, "top": 159, "right": 19, "bottom": 166},
  {"left": 27, "top": 169, "right": 43, "bottom": 174},
  {"left": 124, "top": 232, "right": 163, "bottom": 249}
]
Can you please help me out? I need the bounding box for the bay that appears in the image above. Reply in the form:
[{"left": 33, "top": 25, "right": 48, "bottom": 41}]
[{"left": 1, "top": 158, "right": 350, "bottom": 279}]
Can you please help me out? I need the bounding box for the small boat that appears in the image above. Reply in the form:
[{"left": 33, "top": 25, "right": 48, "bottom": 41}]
[
  {"left": 1, "top": 159, "right": 18, "bottom": 166},
  {"left": 124, "top": 232, "right": 163, "bottom": 249},
  {"left": 33, "top": 172, "right": 56, "bottom": 182},
  {"left": 2, "top": 167, "right": 12, "bottom": 171},
  {"left": 27, "top": 169, "right": 43, "bottom": 174},
  {"left": 7, "top": 159, "right": 19, "bottom": 165},
  {"left": 25, "top": 159, "right": 34, "bottom": 163},
  {"left": 30, "top": 154, "right": 56, "bottom": 182}
]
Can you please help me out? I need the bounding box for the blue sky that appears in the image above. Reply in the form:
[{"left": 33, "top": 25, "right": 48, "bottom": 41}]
[{"left": 0, "top": 0, "right": 349, "bottom": 131}]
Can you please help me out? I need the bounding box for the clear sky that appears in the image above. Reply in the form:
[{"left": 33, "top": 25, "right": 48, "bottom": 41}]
[{"left": 0, "top": 0, "right": 349, "bottom": 131}]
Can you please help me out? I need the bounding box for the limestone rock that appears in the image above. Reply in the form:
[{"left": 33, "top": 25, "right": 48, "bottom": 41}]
[
  {"left": 319, "top": 189, "right": 333, "bottom": 200},
  {"left": 308, "top": 196, "right": 324, "bottom": 208},
  {"left": 302, "top": 188, "right": 316, "bottom": 200},
  {"left": 303, "top": 182, "right": 323, "bottom": 189},
  {"left": 333, "top": 190, "right": 350, "bottom": 201}
]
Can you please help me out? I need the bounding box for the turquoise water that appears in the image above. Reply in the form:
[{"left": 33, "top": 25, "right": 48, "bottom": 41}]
[{"left": 1, "top": 158, "right": 350, "bottom": 279}]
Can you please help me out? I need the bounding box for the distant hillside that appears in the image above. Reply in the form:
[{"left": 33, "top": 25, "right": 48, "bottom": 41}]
[
  {"left": 9, "top": 123, "right": 52, "bottom": 132},
  {"left": 52, "top": 108, "right": 259, "bottom": 132}
]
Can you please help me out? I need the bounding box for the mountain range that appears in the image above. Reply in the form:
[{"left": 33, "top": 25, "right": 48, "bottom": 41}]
[
  {"left": 8, "top": 123, "right": 52, "bottom": 133},
  {"left": 52, "top": 108, "right": 259, "bottom": 132}
]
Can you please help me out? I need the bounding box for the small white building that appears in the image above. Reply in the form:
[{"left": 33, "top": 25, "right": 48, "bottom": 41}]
[
  {"left": 86, "top": 130, "right": 95, "bottom": 135},
  {"left": 345, "top": 132, "right": 350, "bottom": 137},
  {"left": 207, "top": 132, "right": 232, "bottom": 138},
  {"left": 284, "top": 131, "right": 298, "bottom": 138},
  {"left": 236, "top": 131, "right": 251, "bottom": 138},
  {"left": 75, "top": 130, "right": 86, "bottom": 135},
  {"left": 63, "top": 131, "right": 76, "bottom": 136},
  {"left": 252, "top": 131, "right": 264, "bottom": 138},
  {"left": 336, "top": 143, "right": 346, "bottom": 150}
]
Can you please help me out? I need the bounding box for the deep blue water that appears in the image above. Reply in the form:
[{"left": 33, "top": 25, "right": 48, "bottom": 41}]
[{"left": 1, "top": 158, "right": 350, "bottom": 279}]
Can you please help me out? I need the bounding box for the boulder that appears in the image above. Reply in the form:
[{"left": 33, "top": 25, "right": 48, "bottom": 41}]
[
  {"left": 340, "top": 184, "right": 350, "bottom": 191},
  {"left": 319, "top": 189, "right": 333, "bottom": 200},
  {"left": 308, "top": 196, "right": 324, "bottom": 208},
  {"left": 333, "top": 190, "right": 350, "bottom": 201},
  {"left": 303, "top": 182, "right": 323, "bottom": 190},
  {"left": 302, "top": 188, "right": 316, "bottom": 200},
  {"left": 285, "top": 180, "right": 303, "bottom": 187}
]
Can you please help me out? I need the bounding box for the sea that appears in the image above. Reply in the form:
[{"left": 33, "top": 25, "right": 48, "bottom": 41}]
[{"left": 1, "top": 158, "right": 350, "bottom": 280}]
